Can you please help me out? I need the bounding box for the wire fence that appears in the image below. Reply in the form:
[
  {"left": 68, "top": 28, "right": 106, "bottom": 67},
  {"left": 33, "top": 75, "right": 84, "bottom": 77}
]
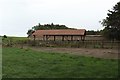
[{"left": 27, "top": 40, "right": 120, "bottom": 49}]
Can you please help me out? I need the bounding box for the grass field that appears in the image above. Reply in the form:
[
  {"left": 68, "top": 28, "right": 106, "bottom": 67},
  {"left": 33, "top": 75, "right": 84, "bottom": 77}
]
[
  {"left": 2, "top": 37, "right": 28, "bottom": 47},
  {"left": 2, "top": 47, "right": 118, "bottom": 78},
  {"left": 2, "top": 36, "right": 28, "bottom": 41}
]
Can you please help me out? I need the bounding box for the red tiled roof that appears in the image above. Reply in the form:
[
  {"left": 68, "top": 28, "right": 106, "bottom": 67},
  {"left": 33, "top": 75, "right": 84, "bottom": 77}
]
[{"left": 32, "top": 29, "right": 86, "bottom": 36}]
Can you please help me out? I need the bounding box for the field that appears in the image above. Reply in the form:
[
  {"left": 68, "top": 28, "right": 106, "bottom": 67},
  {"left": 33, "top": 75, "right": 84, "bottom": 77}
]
[
  {"left": 2, "top": 37, "right": 28, "bottom": 46},
  {"left": 2, "top": 37, "right": 28, "bottom": 42},
  {"left": 24, "top": 46, "right": 119, "bottom": 59},
  {"left": 2, "top": 47, "right": 119, "bottom": 78}
]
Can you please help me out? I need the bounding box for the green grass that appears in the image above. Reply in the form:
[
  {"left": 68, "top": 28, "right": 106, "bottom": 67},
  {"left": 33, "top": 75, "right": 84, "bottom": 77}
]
[
  {"left": 2, "top": 37, "right": 28, "bottom": 46},
  {"left": 2, "top": 47, "right": 118, "bottom": 78},
  {"left": 2, "top": 36, "right": 28, "bottom": 41}
]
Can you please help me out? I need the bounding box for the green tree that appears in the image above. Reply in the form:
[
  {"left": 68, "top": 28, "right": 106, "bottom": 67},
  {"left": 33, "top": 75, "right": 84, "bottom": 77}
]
[
  {"left": 27, "top": 29, "right": 34, "bottom": 37},
  {"left": 3, "top": 35, "right": 7, "bottom": 38},
  {"left": 101, "top": 1, "right": 120, "bottom": 40}
]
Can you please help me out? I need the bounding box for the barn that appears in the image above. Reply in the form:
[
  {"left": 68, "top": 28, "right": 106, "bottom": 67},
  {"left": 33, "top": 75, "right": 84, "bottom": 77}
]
[{"left": 31, "top": 29, "right": 86, "bottom": 41}]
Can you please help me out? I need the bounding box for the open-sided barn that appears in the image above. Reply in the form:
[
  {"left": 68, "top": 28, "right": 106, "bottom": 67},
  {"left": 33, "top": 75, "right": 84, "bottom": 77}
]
[{"left": 31, "top": 29, "right": 86, "bottom": 41}]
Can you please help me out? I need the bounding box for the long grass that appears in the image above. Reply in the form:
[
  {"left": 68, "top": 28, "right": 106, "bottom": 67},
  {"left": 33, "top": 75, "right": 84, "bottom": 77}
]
[{"left": 2, "top": 47, "right": 118, "bottom": 78}]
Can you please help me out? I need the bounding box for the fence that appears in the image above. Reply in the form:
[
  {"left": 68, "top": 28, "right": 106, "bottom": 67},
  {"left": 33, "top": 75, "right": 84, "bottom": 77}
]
[{"left": 27, "top": 40, "right": 120, "bottom": 49}]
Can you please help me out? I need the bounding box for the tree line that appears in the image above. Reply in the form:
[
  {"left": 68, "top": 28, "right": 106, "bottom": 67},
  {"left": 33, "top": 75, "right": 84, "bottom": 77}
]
[{"left": 27, "top": 23, "right": 75, "bottom": 37}]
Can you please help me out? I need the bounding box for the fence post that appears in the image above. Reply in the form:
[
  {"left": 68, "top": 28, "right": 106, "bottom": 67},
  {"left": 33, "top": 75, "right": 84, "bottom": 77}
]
[
  {"left": 101, "top": 40, "right": 104, "bottom": 48},
  {"left": 111, "top": 40, "right": 114, "bottom": 49}
]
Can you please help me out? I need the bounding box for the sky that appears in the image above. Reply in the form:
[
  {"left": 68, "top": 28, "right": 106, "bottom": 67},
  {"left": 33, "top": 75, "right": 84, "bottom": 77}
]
[{"left": 0, "top": 0, "right": 120, "bottom": 37}]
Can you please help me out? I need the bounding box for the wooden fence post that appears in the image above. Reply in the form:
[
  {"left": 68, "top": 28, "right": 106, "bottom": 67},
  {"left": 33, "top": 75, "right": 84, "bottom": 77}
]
[{"left": 101, "top": 40, "right": 104, "bottom": 48}]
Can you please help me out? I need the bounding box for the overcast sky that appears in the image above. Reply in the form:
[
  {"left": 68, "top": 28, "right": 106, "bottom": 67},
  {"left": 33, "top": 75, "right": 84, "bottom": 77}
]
[{"left": 0, "top": 0, "right": 119, "bottom": 37}]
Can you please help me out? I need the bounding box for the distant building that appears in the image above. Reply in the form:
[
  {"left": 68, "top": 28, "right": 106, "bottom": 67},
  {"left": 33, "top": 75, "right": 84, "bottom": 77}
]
[{"left": 85, "top": 35, "right": 104, "bottom": 40}]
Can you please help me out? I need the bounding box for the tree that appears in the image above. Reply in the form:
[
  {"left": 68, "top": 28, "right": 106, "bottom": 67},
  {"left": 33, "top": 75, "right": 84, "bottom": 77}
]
[
  {"left": 32, "top": 23, "right": 72, "bottom": 30},
  {"left": 101, "top": 1, "right": 120, "bottom": 40},
  {"left": 27, "top": 29, "right": 34, "bottom": 37},
  {"left": 3, "top": 35, "right": 7, "bottom": 38}
]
